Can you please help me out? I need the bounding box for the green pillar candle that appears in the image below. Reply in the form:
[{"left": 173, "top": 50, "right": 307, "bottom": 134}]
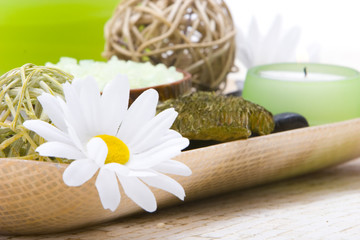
[
  {"left": 0, "top": 0, "right": 120, "bottom": 75},
  {"left": 243, "top": 63, "right": 360, "bottom": 126}
]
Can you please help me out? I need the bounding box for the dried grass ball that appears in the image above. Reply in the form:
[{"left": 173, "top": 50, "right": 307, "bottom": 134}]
[
  {"left": 103, "top": 0, "right": 236, "bottom": 91},
  {"left": 0, "top": 64, "right": 73, "bottom": 161}
]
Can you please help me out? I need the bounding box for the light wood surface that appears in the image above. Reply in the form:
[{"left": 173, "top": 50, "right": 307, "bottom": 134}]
[{"left": 2, "top": 157, "right": 360, "bottom": 239}]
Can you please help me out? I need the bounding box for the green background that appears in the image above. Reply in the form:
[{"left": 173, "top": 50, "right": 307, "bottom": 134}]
[{"left": 0, "top": 0, "right": 120, "bottom": 75}]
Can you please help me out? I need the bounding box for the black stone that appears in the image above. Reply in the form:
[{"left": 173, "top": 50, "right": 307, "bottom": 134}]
[
  {"left": 185, "top": 140, "right": 222, "bottom": 150},
  {"left": 273, "top": 112, "right": 309, "bottom": 133},
  {"left": 225, "top": 90, "right": 242, "bottom": 97}
]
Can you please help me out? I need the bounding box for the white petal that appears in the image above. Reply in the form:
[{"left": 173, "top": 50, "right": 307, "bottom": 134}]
[
  {"left": 62, "top": 81, "right": 80, "bottom": 111},
  {"left": 237, "top": 45, "right": 253, "bottom": 68},
  {"left": 77, "top": 76, "right": 102, "bottom": 136},
  {"left": 37, "top": 93, "right": 67, "bottom": 131},
  {"left": 102, "top": 163, "right": 129, "bottom": 176},
  {"left": 23, "top": 120, "right": 70, "bottom": 143},
  {"left": 161, "top": 130, "right": 182, "bottom": 142},
  {"left": 236, "top": 26, "right": 253, "bottom": 68},
  {"left": 118, "top": 176, "right": 157, "bottom": 212},
  {"left": 127, "top": 151, "right": 180, "bottom": 170},
  {"left": 248, "top": 17, "right": 260, "bottom": 66},
  {"left": 63, "top": 159, "right": 99, "bottom": 186},
  {"left": 128, "top": 170, "right": 158, "bottom": 177},
  {"left": 152, "top": 160, "right": 192, "bottom": 176},
  {"left": 248, "top": 17, "right": 260, "bottom": 46},
  {"left": 127, "top": 152, "right": 173, "bottom": 170},
  {"left": 87, "top": 138, "right": 108, "bottom": 167},
  {"left": 95, "top": 168, "right": 121, "bottom": 212},
  {"left": 140, "top": 173, "right": 185, "bottom": 200},
  {"left": 117, "top": 89, "right": 158, "bottom": 143},
  {"left": 141, "top": 137, "right": 189, "bottom": 157},
  {"left": 36, "top": 141, "right": 85, "bottom": 159},
  {"left": 71, "top": 77, "right": 89, "bottom": 94},
  {"left": 126, "top": 108, "right": 178, "bottom": 153},
  {"left": 127, "top": 137, "right": 188, "bottom": 169},
  {"left": 67, "top": 123, "right": 86, "bottom": 153},
  {"left": 64, "top": 113, "right": 91, "bottom": 144},
  {"left": 100, "top": 75, "right": 129, "bottom": 135},
  {"left": 277, "top": 26, "right": 301, "bottom": 62},
  {"left": 260, "top": 15, "right": 282, "bottom": 64},
  {"left": 62, "top": 82, "right": 90, "bottom": 142}
]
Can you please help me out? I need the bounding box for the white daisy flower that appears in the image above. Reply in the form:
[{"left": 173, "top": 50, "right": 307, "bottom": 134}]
[{"left": 23, "top": 75, "right": 191, "bottom": 212}]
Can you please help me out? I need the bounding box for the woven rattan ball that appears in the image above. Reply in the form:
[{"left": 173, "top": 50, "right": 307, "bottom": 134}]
[
  {"left": 103, "top": 0, "right": 236, "bottom": 91},
  {"left": 0, "top": 64, "right": 73, "bottom": 162}
]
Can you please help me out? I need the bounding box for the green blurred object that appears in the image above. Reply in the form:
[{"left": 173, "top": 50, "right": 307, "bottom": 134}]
[{"left": 0, "top": 0, "right": 120, "bottom": 75}]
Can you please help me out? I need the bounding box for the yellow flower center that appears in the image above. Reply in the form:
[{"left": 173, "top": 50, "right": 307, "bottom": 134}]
[{"left": 96, "top": 134, "right": 130, "bottom": 165}]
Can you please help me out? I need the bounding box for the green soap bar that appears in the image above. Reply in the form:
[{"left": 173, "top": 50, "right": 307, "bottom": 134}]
[{"left": 157, "top": 92, "right": 275, "bottom": 142}]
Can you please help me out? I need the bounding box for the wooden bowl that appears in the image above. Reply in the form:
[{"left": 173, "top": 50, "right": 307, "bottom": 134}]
[
  {"left": 129, "top": 68, "right": 192, "bottom": 103},
  {"left": 2, "top": 118, "right": 360, "bottom": 235}
]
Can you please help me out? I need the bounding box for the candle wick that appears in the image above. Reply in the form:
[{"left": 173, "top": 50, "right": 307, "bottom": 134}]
[{"left": 304, "top": 67, "right": 308, "bottom": 77}]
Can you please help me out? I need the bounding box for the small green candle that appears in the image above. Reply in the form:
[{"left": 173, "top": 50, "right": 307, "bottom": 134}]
[{"left": 243, "top": 63, "right": 360, "bottom": 126}]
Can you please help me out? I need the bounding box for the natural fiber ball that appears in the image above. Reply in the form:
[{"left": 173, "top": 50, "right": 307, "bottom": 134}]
[
  {"left": 103, "top": 0, "right": 236, "bottom": 91},
  {"left": 0, "top": 64, "right": 73, "bottom": 161}
]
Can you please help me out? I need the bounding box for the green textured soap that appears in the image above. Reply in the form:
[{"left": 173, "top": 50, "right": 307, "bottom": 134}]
[{"left": 157, "top": 92, "right": 274, "bottom": 142}]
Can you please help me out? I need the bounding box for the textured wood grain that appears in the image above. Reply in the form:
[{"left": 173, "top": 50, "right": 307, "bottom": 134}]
[
  {"left": 2, "top": 157, "right": 360, "bottom": 239},
  {"left": 1, "top": 118, "right": 360, "bottom": 235}
]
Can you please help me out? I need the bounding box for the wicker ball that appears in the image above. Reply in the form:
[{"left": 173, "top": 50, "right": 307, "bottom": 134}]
[
  {"left": 0, "top": 64, "right": 73, "bottom": 161},
  {"left": 103, "top": 0, "right": 236, "bottom": 91}
]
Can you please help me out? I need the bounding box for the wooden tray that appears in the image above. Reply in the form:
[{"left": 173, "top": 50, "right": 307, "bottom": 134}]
[{"left": 2, "top": 118, "right": 360, "bottom": 235}]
